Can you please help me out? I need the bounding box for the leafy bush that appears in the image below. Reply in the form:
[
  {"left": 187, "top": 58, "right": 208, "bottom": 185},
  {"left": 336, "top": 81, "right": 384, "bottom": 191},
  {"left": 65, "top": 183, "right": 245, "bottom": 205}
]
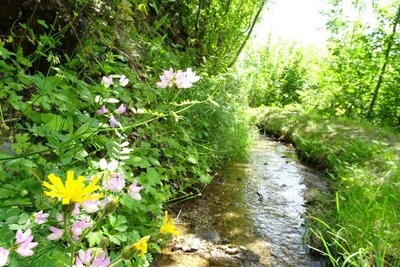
[{"left": 0, "top": 0, "right": 255, "bottom": 264}]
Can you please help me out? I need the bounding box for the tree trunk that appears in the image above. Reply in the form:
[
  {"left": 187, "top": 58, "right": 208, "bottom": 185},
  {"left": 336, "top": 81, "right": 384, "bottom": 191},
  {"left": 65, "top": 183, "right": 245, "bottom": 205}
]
[
  {"left": 367, "top": 5, "right": 400, "bottom": 118},
  {"left": 228, "top": 0, "right": 266, "bottom": 68}
]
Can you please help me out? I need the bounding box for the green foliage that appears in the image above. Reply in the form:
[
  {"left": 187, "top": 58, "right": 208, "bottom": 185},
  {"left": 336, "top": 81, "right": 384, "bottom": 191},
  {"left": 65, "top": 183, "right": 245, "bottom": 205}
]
[
  {"left": 242, "top": 0, "right": 400, "bottom": 128},
  {"left": 0, "top": 0, "right": 254, "bottom": 265},
  {"left": 256, "top": 106, "right": 400, "bottom": 266},
  {"left": 240, "top": 39, "right": 309, "bottom": 107},
  {"left": 316, "top": 0, "right": 400, "bottom": 125}
]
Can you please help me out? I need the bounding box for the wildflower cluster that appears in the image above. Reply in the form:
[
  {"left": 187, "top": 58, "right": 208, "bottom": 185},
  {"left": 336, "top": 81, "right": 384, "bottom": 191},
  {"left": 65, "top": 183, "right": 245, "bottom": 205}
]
[
  {"left": 156, "top": 68, "right": 200, "bottom": 89},
  {"left": 73, "top": 250, "right": 110, "bottom": 267},
  {"left": 0, "top": 229, "right": 39, "bottom": 267},
  {"left": 101, "top": 74, "right": 129, "bottom": 88},
  {"left": 1, "top": 68, "right": 198, "bottom": 266},
  {"left": 96, "top": 74, "right": 130, "bottom": 128}
]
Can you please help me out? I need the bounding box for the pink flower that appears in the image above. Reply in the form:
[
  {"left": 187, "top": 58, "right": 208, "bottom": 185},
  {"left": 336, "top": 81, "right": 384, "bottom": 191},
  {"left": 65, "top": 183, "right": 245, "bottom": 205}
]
[
  {"left": 109, "top": 115, "right": 119, "bottom": 128},
  {"left": 15, "top": 229, "right": 32, "bottom": 244},
  {"left": 34, "top": 210, "right": 49, "bottom": 224},
  {"left": 15, "top": 229, "right": 38, "bottom": 257},
  {"left": 72, "top": 203, "right": 80, "bottom": 217},
  {"left": 99, "top": 197, "right": 112, "bottom": 209},
  {"left": 0, "top": 247, "right": 9, "bottom": 267},
  {"left": 97, "top": 105, "right": 108, "bottom": 115},
  {"left": 82, "top": 199, "right": 99, "bottom": 213},
  {"left": 119, "top": 75, "right": 129, "bottom": 87},
  {"left": 156, "top": 68, "right": 174, "bottom": 88},
  {"left": 16, "top": 238, "right": 38, "bottom": 257},
  {"left": 128, "top": 181, "right": 143, "bottom": 200},
  {"left": 73, "top": 249, "right": 92, "bottom": 267},
  {"left": 101, "top": 75, "right": 113, "bottom": 88},
  {"left": 185, "top": 68, "right": 200, "bottom": 83},
  {"left": 115, "top": 104, "right": 126, "bottom": 114},
  {"left": 91, "top": 251, "right": 110, "bottom": 267},
  {"left": 156, "top": 76, "right": 170, "bottom": 88},
  {"left": 56, "top": 213, "right": 63, "bottom": 222},
  {"left": 175, "top": 70, "right": 192, "bottom": 89},
  {"left": 164, "top": 68, "right": 175, "bottom": 80},
  {"left": 47, "top": 226, "right": 63, "bottom": 241},
  {"left": 73, "top": 257, "right": 85, "bottom": 267},
  {"left": 72, "top": 217, "right": 92, "bottom": 241},
  {"left": 102, "top": 173, "right": 125, "bottom": 192}
]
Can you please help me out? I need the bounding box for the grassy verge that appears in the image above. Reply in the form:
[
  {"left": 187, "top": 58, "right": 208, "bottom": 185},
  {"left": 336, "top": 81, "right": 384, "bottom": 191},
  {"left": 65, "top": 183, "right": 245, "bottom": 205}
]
[{"left": 251, "top": 105, "right": 400, "bottom": 266}]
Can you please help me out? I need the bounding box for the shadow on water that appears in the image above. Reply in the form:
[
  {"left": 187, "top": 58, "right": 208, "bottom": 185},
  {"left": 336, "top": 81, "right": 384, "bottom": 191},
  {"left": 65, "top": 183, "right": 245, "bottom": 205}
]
[{"left": 153, "top": 135, "right": 328, "bottom": 266}]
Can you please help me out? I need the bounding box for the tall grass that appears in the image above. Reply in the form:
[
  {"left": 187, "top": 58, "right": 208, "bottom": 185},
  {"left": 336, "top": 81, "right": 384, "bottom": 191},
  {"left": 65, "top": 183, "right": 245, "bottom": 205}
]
[{"left": 254, "top": 105, "right": 400, "bottom": 266}]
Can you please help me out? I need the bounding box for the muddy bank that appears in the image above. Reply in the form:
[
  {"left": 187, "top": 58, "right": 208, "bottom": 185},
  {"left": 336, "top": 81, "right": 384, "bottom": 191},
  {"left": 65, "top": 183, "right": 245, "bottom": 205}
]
[{"left": 152, "top": 135, "right": 329, "bottom": 267}]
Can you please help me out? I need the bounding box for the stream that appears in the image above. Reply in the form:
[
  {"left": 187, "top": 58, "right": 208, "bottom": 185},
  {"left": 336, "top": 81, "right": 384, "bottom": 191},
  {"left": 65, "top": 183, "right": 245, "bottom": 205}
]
[{"left": 153, "top": 135, "right": 328, "bottom": 266}]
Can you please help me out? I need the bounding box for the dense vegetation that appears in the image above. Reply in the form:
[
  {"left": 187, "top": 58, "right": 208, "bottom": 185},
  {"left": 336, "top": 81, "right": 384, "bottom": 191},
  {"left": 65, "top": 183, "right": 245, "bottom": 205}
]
[
  {"left": 242, "top": 0, "right": 400, "bottom": 266},
  {"left": 244, "top": 0, "right": 400, "bottom": 126},
  {"left": 0, "top": 0, "right": 264, "bottom": 266}
]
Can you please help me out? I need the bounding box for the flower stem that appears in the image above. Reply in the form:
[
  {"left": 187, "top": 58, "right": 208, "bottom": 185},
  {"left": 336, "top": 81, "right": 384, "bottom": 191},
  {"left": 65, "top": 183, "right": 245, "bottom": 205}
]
[
  {"left": 77, "top": 210, "right": 107, "bottom": 244},
  {"left": 108, "top": 255, "right": 123, "bottom": 267},
  {"left": 63, "top": 211, "right": 76, "bottom": 267}
]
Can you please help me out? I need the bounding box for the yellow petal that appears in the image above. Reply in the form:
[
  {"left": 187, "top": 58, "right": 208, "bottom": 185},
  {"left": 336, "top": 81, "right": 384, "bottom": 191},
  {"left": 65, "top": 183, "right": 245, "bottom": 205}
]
[
  {"left": 48, "top": 173, "right": 65, "bottom": 192},
  {"left": 42, "top": 181, "right": 54, "bottom": 190},
  {"left": 43, "top": 171, "right": 101, "bottom": 204}
]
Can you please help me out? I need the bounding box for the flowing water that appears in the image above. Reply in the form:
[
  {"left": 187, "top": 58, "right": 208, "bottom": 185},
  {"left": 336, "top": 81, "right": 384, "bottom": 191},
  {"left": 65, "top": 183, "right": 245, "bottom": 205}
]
[{"left": 154, "top": 135, "right": 328, "bottom": 266}]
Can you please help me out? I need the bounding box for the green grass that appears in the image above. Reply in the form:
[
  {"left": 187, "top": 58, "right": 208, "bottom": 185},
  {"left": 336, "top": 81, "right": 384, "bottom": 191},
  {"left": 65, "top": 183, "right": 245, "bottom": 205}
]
[{"left": 253, "top": 105, "right": 400, "bottom": 266}]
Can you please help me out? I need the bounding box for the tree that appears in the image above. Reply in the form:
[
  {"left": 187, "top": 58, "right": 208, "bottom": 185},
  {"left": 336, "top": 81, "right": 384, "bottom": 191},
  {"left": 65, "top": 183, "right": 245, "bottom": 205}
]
[{"left": 368, "top": 4, "right": 400, "bottom": 118}]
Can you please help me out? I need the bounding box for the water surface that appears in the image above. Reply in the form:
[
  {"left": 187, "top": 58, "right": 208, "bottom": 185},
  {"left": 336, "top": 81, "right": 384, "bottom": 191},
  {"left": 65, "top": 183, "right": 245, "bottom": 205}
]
[{"left": 157, "top": 135, "right": 327, "bottom": 266}]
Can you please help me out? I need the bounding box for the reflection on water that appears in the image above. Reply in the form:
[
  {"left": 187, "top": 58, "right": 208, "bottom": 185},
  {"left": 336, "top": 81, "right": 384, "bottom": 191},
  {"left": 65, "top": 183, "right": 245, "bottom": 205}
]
[{"left": 243, "top": 136, "right": 320, "bottom": 266}]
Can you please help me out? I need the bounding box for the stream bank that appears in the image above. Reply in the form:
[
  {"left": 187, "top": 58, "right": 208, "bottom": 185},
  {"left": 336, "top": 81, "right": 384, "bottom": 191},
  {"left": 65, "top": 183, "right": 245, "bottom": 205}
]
[{"left": 152, "top": 135, "right": 329, "bottom": 267}]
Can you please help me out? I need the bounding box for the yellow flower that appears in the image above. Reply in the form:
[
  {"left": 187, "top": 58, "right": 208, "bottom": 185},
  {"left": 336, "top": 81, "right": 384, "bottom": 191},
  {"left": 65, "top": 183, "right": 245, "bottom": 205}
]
[
  {"left": 133, "top": 236, "right": 150, "bottom": 258},
  {"left": 42, "top": 170, "right": 102, "bottom": 205},
  {"left": 160, "top": 211, "right": 179, "bottom": 236}
]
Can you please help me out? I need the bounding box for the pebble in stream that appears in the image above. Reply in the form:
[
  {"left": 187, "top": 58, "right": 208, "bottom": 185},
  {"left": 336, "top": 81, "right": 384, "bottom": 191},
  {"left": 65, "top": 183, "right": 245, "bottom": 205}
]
[{"left": 152, "top": 135, "right": 327, "bottom": 267}]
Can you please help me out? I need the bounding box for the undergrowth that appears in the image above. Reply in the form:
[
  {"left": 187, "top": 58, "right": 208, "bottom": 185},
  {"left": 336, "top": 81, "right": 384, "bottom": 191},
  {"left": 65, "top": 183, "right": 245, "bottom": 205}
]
[{"left": 0, "top": 0, "right": 255, "bottom": 265}]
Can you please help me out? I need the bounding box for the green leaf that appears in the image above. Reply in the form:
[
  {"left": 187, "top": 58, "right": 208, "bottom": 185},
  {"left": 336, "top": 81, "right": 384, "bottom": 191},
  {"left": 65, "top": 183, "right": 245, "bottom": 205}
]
[
  {"left": 109, "top": 232, "right": 127, "bottom": 245},
  {"left": 155, "top": 14, "right": 169, "bottom": 30},
  {"left": 109, "top": 215, "right": 128, "bottom": 232},
  {"left": 37, "top": 19, "right": 48, "bottom": 29},
  {"left": 109, "top": 214, "right": 116, "bottom": 226},
  {"left": 0, "top": 45, "right": 13, "bottom": 59},
  {"left": 187, "top": 154, "right": 198, "bottom": 164},
  {"left": 5, "top": 158, "right": 34, "bottom": 169},
  {"left": 144, "top": 167, "right": 160, "bottom": 187},
  {"left": 18, "top": 213, "right": 30, "bottom": 224},
  {"left": 0, "top": 184, "right": 18, "bottom": 199},
  {"left": 127, "top": 156, "right": 151, "bottom": 168},
  {"left": 148, "top": 156, "right": 161, "bottom": 166},
  {"left": 199, "top": 174, "right": 213, "bottom": 184},
  {"left": 41, "top": 113, "right": 68, "bottom": 131},
  {"left": 86, "top": 231, "right": 103, "bottom": 247}
]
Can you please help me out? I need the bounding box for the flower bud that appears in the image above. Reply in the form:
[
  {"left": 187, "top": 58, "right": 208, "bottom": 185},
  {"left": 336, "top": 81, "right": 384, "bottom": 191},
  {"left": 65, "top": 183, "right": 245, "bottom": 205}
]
[
  {"left": 20, "top": 189, "right": 29, "bottom": 197},
  {"left": 103, "top": 198, "right": 119, "bottom": 215},
  {"left": 100, "top": 237, "right": 109, "bottom": 251},
  {"left": 121, "top": 245, "right": 135, "bottom": 260},
  {"left": 62, "top": 202, "right": 76, "bottom": 218}
]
